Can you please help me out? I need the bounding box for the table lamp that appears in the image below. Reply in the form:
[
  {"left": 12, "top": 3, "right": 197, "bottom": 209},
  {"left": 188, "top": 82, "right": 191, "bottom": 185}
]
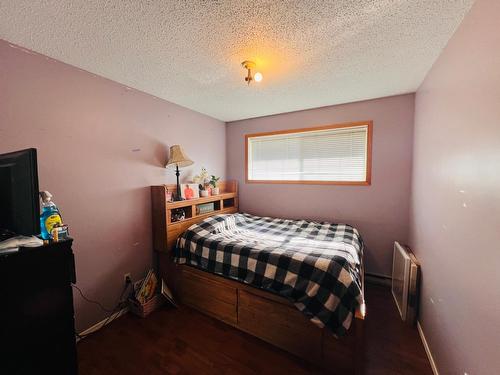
[{"left": 165, "top": 145, "right": 193, "bottom": 201}]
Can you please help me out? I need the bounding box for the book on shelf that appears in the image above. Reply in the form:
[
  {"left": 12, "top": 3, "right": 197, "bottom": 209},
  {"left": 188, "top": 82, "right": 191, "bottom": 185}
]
[{"left": 196, "top": 202, "right": 215, "bottom": 215}]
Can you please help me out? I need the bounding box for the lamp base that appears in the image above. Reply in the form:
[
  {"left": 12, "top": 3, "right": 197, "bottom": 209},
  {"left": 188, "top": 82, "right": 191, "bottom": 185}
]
[{"left": 174, "top": 165, "right": 184, "bottom": 201}]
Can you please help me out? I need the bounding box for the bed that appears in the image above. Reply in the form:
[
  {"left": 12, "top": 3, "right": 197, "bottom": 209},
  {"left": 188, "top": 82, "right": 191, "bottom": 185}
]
[
  {"left": 151, "top": 182, "right": 366, "bottom": 374},
  {"left": 175, "top": 212, "right": 364, "bottom": 337}
]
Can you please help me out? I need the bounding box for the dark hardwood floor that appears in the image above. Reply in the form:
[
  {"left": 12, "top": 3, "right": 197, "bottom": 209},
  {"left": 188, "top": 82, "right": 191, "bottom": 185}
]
[{"left": 78, "top": 284, "right": 432, "bottom": 374}]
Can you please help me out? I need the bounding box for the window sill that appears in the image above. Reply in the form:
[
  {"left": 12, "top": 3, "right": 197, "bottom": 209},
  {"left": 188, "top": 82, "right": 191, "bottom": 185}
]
[{"left": 245, "top": 179, "right": 371, "bottom": 186}]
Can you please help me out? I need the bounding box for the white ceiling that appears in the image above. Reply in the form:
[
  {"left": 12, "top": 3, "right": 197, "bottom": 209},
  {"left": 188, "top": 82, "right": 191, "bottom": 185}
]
[{"left": 0, "top": 1, "right": 474, "bottom": 122}]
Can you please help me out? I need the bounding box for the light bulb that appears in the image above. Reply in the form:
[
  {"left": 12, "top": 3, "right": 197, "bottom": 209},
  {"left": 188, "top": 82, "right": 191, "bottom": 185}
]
[{"left": 254, "top": 72, "right": 263, "bottom": 82}]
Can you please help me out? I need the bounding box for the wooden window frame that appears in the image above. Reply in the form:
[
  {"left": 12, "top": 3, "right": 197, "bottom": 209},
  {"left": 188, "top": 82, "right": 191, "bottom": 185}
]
[{"left": 245, "top": 121, "right": 373, "bottom": 186}]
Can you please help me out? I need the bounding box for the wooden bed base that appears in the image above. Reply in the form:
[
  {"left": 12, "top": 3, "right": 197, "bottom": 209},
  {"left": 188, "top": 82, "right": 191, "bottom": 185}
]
[{"left": 152, "top": 182, "right": 366, "bottom": 373}]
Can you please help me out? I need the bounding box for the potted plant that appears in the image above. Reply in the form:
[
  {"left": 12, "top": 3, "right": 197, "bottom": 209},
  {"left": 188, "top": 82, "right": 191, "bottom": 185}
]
[
  {"left": 210, "top": 175, "right": 220, "bottom": 195},
  {"left": 198, "top": 183, "right": 209, "bottom": 197},
  {"left": 193, "top": 167, "right": 210, "bottom": 197}
]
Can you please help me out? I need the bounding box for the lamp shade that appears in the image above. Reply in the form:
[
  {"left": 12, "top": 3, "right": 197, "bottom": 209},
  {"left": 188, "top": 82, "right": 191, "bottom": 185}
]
[{"left": 166, "top": 145, "right": 193, "bottom": 168}]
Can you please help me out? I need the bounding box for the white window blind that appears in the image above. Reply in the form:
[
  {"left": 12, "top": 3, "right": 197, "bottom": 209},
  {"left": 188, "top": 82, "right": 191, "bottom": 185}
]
[{"left": 247, "top": 124, "right": 369, "bottom": 183}]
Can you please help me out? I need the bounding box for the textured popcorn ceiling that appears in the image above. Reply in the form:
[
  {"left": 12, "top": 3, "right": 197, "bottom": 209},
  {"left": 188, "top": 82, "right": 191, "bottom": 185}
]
[{"left": 0, "top": 1, "right": 474, "bottom": 121}]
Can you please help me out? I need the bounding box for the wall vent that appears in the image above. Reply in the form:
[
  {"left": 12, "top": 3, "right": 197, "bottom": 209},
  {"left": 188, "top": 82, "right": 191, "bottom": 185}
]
[{"left": 392, "top": 242, "right": 420, "bottom": 325}]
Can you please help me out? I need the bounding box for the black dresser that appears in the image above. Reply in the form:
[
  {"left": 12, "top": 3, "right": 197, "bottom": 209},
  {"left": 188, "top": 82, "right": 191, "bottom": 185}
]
[{"left": 0, "top": 239, "right": 77, "bottom": 375}]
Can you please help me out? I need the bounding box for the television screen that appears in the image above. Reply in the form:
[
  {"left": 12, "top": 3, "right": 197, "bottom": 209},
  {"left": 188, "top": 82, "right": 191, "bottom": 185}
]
[{"left": 0, "top": 148, "right": 40, "bottom": 236}]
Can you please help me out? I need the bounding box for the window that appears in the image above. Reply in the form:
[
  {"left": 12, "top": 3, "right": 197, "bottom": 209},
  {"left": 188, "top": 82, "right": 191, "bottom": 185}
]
[{"left": 245, "top": 122, "right": 372, "bottom": 185}]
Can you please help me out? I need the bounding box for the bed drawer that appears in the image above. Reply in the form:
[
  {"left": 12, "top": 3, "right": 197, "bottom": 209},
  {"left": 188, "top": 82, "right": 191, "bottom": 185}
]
[
  {"left": 179, "top": 268, "right": 237, "bottom": 325},
  {"left": 238, "top": 289, "right": 322, "bottom": 362}
]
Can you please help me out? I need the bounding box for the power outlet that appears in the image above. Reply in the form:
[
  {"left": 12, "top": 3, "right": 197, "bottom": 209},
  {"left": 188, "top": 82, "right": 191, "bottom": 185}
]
[{"left": 124, "top": 273, "right": 132, "bottom": 285}]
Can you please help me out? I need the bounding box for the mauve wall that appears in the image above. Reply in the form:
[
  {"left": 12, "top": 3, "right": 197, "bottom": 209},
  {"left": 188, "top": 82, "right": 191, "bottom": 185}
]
[
  {"left": 409, "top": 0, "right": 500, "bottom": 373},
  {"left": 0, "top": 40, "right": 226, "bottom": 332},
  {"left": 227, "top": 94, "right": 415, "bottom": 277}
]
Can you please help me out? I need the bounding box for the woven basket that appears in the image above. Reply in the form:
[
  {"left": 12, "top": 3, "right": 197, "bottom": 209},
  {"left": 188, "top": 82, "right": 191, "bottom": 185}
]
[{"left": 128, "top": 294, "right": 165, "bottom": 318}]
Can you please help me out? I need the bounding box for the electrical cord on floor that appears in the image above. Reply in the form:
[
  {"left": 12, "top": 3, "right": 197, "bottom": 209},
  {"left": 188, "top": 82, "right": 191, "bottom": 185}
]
[
  {"left": 72, "top": 284, "right": 116, "bottom": 313},
  {"left": 98, "top": 285, "right": 130, "bottom": 330},
  {"left": 73, "top": 281, "right": 131, "bottom": 341}
]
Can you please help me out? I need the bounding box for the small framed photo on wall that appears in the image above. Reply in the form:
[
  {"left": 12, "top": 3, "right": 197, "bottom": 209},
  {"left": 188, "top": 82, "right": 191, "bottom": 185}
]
[{"left": 180, "top": 183, "right": 200, "bottom": 200}]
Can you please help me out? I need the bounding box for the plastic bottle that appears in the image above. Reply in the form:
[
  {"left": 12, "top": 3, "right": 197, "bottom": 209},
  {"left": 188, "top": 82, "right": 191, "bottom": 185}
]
[{"left": 39, "top": 191, "right": 63, "bottom": 240}]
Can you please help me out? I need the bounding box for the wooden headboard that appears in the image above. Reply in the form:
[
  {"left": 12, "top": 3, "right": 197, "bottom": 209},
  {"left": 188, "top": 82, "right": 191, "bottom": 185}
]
[{"left": 151, "top": 180, "right": 238, "bottom": 253}]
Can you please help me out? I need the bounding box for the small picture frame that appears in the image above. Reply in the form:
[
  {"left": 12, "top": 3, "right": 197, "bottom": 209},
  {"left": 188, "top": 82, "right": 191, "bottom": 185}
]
[
  {"left": 180, "top": 183, "right": 200, "bottom": 200},
  {"left": 165, "top": 189, "right": 173, "bottom": 202}
]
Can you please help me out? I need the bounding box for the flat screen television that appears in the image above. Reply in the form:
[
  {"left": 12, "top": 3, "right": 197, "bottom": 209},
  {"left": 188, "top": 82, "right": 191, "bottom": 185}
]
[{"left": 0, "top": 148, "right": 40, "bottom": 237}]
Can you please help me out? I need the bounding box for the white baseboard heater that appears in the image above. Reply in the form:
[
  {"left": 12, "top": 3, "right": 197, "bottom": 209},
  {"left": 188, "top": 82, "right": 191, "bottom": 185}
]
[{"left": 392, "top": 242, "right": 420, "bottom": 325}]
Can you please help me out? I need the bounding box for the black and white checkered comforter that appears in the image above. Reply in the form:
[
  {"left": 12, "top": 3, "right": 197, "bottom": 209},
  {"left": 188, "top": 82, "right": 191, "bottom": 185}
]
[{"left": 174, "top": 213, "right": 364, "bottom": 336}]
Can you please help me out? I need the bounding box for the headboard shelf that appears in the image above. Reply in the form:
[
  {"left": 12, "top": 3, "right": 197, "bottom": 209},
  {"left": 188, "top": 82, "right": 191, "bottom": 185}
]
[
  {"left": 151, "top": 180, "right": 238, "bottom": 253},
  {"left": 166, "top": 192, "right": 236, "bottom": 209}
]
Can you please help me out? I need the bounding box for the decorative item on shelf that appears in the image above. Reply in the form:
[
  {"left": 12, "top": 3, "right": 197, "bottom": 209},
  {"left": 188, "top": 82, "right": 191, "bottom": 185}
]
[
  {"left": 196, "top": 202, "right": 215, "bottom": 215},
  {"left": 241, "top": 60, "right": 263, "bottom": 85},
  {"left": 199, "top": 184, "right": 209, "bottom": 197},
  {"left": 171, "top": 208, "right": 186, "bottom": 222},
  {"left": 210, "top": 175, "right": 220, "bottom": 195},
  {"left": 165, "top": 188, "right": 173, "bottom": 202},
  {"left": 165, "top": 145, "right": 193, "bottom": 201},
  {"left": 193, "top": 167, "right": 211, "bottom": 197},
  {"left": 180, "top": 183, "right": 200, "bottom": 200}
]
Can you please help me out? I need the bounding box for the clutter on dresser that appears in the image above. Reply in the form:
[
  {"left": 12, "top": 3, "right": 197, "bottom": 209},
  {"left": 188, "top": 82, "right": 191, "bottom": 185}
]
[
  {"left": 0, "top": 235, "right": 43, "bottom": 254},
  {"left": 39, "top": 190, "right": 69, "bottom": 242}
]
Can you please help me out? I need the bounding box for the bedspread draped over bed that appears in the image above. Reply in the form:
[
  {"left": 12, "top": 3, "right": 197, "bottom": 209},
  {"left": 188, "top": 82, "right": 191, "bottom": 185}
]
[{"left": 174, "top": 213, "right": 364, "bottom": 336}]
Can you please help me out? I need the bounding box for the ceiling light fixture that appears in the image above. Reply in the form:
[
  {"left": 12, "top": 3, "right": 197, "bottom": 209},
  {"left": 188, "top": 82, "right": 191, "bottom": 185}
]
[{"left": 241, "top": 60, "right": 263, "bottom": 85}]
